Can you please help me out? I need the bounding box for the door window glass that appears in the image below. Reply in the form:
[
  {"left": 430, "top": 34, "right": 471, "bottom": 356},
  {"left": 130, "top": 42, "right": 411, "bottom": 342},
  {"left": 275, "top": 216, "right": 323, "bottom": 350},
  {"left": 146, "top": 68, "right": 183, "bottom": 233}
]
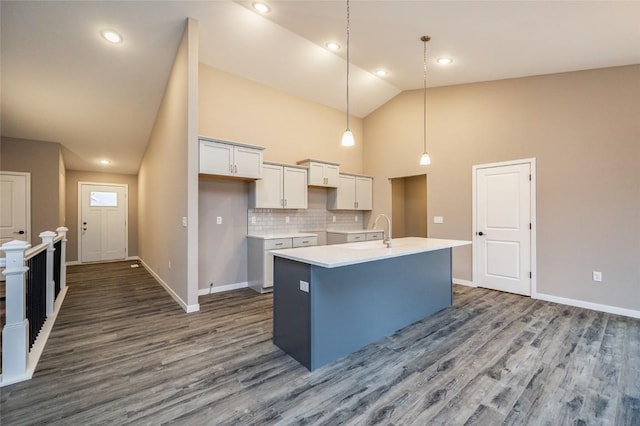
[{"left": 90, "top": 191, "right": 118, "bottom": 207}]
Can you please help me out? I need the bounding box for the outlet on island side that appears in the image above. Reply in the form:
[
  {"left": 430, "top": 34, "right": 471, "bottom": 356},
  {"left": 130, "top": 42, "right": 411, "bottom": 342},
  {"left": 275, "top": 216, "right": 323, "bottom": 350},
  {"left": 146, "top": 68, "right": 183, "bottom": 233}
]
[{"left": 592, "top": 271, "right": 602, "bottom": 282}]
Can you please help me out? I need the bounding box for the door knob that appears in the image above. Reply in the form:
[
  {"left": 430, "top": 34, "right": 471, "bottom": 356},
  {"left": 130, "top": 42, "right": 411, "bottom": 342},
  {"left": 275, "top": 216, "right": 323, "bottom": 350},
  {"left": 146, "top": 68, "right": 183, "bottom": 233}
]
[
  {"left": 477, "top": 231, "right": 484, "bottom": 236},
  {"left": 14, "top": 230, "right": 25, "bottom": 235}
]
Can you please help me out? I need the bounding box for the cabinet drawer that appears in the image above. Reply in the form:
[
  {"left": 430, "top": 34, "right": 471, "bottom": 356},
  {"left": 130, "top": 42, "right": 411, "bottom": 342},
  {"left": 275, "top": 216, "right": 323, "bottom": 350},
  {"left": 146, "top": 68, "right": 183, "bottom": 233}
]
[
  {"left": 366, "top": 231, "right": 384, "bottom": 241},
  {"left": 292, "top": 236, "right": 317, "bottom": 248},
  {"left": 346, "top": 233, "right": 366, "bottom": 242},
  {"left": 264, "top": 238, "right": 293, "bottom": 250}
]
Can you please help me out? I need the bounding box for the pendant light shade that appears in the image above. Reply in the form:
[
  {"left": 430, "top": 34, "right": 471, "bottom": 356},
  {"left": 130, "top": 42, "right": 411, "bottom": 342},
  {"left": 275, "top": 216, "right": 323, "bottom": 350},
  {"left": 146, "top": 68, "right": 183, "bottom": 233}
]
[
  {"left": 420, "top": 152, "right": 431, "bottom": 165},
  {"left": 341, "top": 129, "right": 355, "bottom": 147},
  {"left": 419, "top": 35, "right": 431, "bottom": 165},
  {"left": 341, "top": 0, "right": 354, "bottom": 147}
]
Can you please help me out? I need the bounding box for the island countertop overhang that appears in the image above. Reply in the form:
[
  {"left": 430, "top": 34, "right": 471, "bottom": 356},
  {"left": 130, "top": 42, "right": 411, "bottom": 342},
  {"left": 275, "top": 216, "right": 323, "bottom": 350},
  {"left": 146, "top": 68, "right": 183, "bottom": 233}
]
[{"left": 271, "top": 237, "right": 471, "bottom": 268}]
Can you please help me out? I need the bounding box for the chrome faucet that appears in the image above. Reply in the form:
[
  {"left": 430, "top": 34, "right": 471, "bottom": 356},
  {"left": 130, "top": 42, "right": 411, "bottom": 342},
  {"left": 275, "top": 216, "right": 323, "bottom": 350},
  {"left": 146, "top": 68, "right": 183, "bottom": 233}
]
[{"left": 373, "top": 214, "right": 392, "bottom": 248}]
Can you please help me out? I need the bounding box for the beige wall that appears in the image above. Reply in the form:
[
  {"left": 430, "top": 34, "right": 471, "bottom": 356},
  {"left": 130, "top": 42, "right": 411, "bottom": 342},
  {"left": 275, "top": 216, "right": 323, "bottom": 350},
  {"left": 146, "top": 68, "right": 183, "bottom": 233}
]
[
  {"left": 1, "top": 137, "right": 63, "bottom": 245},
  {"left": 138, "top": 19, "right": 199, "bottom": 311},
  {"left": 199, "top": 64, "right": 364, "bottom": 174},
  {"left": 364, "top": 65, "right": 640, "bottom": 311},
  {"left": 65, "top": 170, "right": 138, "bottom": 262},
  {"left": 197, "top": 63, "right": 366, "bottom": 291}
]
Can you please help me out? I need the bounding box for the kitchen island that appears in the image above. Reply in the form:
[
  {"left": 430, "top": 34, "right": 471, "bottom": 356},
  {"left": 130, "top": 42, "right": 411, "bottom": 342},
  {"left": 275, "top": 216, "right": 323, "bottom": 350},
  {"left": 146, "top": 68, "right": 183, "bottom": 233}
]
[{"left": 271, "top": 237, "right": 471, "bottom": 371}]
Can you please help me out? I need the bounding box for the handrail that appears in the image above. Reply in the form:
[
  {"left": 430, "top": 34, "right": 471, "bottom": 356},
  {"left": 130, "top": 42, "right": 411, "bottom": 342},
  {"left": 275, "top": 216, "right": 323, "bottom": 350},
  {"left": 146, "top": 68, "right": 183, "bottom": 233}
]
[
  {"left": 24, "top": 242, "right": 48, "bottom": 261},
  {"left": 1, "top": 226, "right": 68, "bottom": 386}
]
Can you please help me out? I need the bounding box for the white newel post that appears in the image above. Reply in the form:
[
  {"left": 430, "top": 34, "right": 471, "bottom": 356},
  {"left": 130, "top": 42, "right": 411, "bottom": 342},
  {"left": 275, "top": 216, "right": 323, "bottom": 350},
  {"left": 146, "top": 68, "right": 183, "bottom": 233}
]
[
  {"left": 56, "top": 227, "right": 68, "bottom": 290},
  {"left": 40, "top": 231, "right": 56, "bottom": 317},
  {"left": 1, "top": 240, "right": 31, "bottom": 384}
]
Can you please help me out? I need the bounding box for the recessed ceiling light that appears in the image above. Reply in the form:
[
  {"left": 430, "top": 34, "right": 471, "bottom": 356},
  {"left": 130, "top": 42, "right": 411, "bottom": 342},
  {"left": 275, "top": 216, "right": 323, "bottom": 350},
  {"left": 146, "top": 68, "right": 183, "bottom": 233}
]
[
  {"left": 326, "top": 42, "right": 340, "bottom": 51},
  {"left": 99, "top": 159, "right": 111, "bottom": 165},
  {"left": 252, "top": 2, "right": 270, "bottom": 14},
  {"left": 436, "top": 57, "right": 453, "bottom": 65},
  {"left": 375, "top": 69, "right": 389, "bottom": 77},
  {"left": 101, "top": 29, "right": 122, "bottom": 44}
]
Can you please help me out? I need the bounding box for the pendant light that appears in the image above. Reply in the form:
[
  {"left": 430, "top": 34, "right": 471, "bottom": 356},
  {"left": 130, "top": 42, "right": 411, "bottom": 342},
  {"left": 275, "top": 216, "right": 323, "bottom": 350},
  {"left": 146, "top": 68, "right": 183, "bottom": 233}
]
[
  {"left": 341, "top": 0, "right": 355, "bottom": 147},
  {"left": 419, "top": 35, "right": 432, "bottom": 165}
]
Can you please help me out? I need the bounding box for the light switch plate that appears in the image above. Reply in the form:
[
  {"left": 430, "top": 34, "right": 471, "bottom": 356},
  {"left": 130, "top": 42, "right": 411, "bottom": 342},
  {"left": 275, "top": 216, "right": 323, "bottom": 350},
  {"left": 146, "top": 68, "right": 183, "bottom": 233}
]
[
  {"left": 216, "top": 216, "right": 222, "bottom": 225},
  {"left": 299, "top": 280, "right": 309, "bottom": 293},
  {"left": 593, "top": 271, "right": 602, "bottom": 282},
  {"left": 434, "top": 216, "right": 444, "bottom": 224}
]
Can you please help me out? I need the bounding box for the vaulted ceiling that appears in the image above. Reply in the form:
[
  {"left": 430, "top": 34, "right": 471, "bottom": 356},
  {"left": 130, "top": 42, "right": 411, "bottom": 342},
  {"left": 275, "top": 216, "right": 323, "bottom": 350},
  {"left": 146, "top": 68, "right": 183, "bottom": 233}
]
[{"left": 2, "top": 1, "right": 639, "bottom": 174}]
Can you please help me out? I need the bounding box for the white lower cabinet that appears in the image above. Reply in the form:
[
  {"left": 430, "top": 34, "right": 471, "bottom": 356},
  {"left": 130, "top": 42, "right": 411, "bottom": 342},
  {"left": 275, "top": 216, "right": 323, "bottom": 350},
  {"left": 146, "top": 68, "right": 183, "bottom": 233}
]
[
  {"left": 248, "top": 234, "right": 318, "bottom": 293},
  {"left": 251, "top": 163, "right": 308, "bottom": 209},
  {"left": 327, "top": 230, "right": 384, "bottom": 245}
]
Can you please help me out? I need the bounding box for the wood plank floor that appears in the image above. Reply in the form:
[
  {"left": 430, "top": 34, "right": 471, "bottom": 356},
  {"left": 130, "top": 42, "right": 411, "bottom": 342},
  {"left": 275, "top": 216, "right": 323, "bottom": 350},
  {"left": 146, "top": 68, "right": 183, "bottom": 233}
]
[{"left": 1, "top": 261, "right": 639, "bottom": 425}]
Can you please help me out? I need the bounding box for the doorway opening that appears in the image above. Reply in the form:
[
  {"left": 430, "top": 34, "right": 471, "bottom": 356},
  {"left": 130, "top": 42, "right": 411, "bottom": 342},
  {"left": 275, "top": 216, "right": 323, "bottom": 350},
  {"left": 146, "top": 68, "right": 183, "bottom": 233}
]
[{"left": 391, "top": 174, "right": 427, "bottom": 238}]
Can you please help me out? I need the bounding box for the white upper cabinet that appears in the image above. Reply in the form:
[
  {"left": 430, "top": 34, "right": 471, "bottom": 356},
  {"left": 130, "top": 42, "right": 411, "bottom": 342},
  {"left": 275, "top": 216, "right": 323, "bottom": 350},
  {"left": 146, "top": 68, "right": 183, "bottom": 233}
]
[
  {"left": 297, "top": 159, "right": 340, "bottom": 187},
  {"left": 252, "top": 163, "right": 308, "bottom": 209},
  {"left": 328, "top": 173, "right": 373, "bottom": 210},
  {"left": 199, "top": 137, "right": 263, "bottom": 180}
]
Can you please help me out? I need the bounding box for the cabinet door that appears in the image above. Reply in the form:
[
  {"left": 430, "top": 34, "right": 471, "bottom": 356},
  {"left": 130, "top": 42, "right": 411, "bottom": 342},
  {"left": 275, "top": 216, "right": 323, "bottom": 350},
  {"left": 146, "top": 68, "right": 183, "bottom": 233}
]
[
  {"left": 254, "top": 164, "right": 283, "bottom": 208},
  {"left": 234, "top": 146, "right": 263, "bottom": 179},
  {"left": 355, "top": 177, "right": 373, "bottom": 210},
  {"left": 337, "top": 175, "right": 356, "bottom": 209},
  {"left": 283, "top": 167, "right": 308, "bottom": 209},
  {"left": 307, "top": 163, "right": 326, "bottom": 186},
  {"left": 199, "top": 141, "right": 233, "bottom": 175},
  {"left": 325, "top": 165, "right": 340, "bottom": 187}
]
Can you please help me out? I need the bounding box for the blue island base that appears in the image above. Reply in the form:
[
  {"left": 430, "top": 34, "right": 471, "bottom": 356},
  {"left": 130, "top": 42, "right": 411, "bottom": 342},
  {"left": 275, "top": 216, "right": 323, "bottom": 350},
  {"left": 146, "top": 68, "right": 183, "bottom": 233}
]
[{"left": 273, "top": 248, "right": 453, "bottom": 371}]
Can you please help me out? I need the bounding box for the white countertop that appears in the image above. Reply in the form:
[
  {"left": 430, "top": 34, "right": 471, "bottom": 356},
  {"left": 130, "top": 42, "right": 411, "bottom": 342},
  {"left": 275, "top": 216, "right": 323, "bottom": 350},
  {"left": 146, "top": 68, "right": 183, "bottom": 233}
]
[
  {"left": 326, "top": 229, "right": 381, "bottom": 235},
  {"left": 272, "top": 237, "right": 471, "bottom": 268},
  {"left": 247, "top": 232, "right": 317, "bottom": 240}
]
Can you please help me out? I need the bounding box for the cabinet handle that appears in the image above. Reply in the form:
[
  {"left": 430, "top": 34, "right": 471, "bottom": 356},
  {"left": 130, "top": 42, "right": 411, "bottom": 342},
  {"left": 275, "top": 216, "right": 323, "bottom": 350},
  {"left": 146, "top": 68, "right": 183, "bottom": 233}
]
[
  {"left": 234, "top": 164, "right": 238, "bottom": 173},
  {"left": 275, "top": 243, "right": 283, "bottom": 246},
  {"left": 230, "top": 164, "right": 233, "bottom": 173},
  {"left": 302, "top": 240, "right": 309, "bottom": 244}
]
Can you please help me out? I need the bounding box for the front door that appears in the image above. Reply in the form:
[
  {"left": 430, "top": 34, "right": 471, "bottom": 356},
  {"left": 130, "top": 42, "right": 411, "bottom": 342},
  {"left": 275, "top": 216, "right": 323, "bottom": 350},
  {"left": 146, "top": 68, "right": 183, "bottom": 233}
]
[
  {"left": 79, "top": 183, "right": 127, "bottom": 263},
  {"left": 474, "top": 161, "right": 533, "bottom": 296},
  {"left": 1, "top": 172, "right": 30, "bottom": 245}
]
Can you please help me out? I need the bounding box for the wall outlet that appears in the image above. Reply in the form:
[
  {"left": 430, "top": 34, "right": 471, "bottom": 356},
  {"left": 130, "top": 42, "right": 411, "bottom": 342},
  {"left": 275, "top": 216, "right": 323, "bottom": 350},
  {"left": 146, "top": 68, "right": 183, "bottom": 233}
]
[
  {"left": 285, "top": 216, "right": 290, "bottom": 224},
  {"left": 251, "top": 216, "right": 256, "bottom": 225},
  {"left": 355, "top": 215, "right": 358, "bottom": 222},
  {"left": 434, "top": 216, "right": 444, "bottom": 224},
  {"left": 168, "top": 260, "right": 172, "bottom": 270},
  {"left": 299, "top": 280, "right": 309, "bottom": 293},
  {"left": 333, "top": 215, "right": 336, "bottom": 223},
  {"left": 182, "top": 217, "right": 188, "bottom": 227},
  {"left": 216, "top": 216, "right": 222, "bottom": 225},
  {"left": 593, "top": 271, "right": 602, "bottom": 282}
]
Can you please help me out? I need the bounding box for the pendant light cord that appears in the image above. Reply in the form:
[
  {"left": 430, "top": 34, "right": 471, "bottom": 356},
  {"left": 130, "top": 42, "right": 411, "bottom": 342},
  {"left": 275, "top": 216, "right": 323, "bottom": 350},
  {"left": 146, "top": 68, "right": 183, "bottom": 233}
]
[
  {"left": 422, "top": 36, "right": 428, "bottom": 153},
  {"left": 345, "top": 0, "right": 351, "bottom": 131}
]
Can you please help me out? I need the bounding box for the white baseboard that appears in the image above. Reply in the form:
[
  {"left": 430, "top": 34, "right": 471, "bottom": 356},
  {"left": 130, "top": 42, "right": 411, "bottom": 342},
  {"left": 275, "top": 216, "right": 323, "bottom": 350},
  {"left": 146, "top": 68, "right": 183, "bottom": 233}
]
[
  {"left": 534, "top": 292, "right": 640, "bottom": 319},
  {"left": 198, "top": 281, "right": 248, "bottom": 296},
  {"left": 453, "top": 278, "right": 475, "bottom": 287},
  {"left": 126, "top": 256, "right": 140, "bottom": 261},
  {"left": 138, "top": 259, "right": 200, "bottom": 313},
  {"left": 1, "top": 286, "right": 69, "bottom": 387},
  {"left": 66, "top": 260, "right": 80, "bottom": 266}
]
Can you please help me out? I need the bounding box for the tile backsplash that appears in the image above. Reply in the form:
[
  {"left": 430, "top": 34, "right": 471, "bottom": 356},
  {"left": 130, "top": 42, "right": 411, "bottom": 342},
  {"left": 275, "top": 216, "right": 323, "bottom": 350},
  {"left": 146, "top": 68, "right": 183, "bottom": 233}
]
[{"left": 248, "top": 209, "right": 364, "bottom": 235}]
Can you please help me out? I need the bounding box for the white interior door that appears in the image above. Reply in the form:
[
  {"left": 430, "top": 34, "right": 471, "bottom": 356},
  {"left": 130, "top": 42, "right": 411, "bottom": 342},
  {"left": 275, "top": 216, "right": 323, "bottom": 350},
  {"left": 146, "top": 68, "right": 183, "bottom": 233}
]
[
  {"left": 1, "top": 172, "right": 30, "bottom": 246},
  {"left": 475, "top": 162, "right": 532, "bottom": 296},
  {"left": 80, "top": 183, "right": 127, "bottom": 263}
]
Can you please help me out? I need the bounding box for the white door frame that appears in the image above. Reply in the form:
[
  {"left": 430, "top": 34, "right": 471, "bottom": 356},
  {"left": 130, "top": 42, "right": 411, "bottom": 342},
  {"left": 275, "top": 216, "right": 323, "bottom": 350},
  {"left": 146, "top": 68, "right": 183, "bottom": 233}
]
[
  {"left": 472, "top": 158, "right": 537, "bottom": 297},
  {"left": 0, "top": 171, "right": 31, "bottom": 244},
  {"left": 77, "top": 182, "right": 128, "bottom": 263}
]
